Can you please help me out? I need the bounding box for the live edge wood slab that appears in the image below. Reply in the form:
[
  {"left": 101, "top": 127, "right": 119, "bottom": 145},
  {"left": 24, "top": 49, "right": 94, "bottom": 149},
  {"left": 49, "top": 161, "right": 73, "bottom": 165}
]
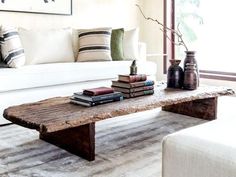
[{"left": 3, "top": 85, "right": 235, "bottom": 161}]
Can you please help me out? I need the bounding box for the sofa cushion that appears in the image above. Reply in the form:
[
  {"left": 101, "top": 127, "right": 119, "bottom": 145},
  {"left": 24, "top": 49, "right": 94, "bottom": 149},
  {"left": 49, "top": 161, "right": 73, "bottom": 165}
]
[
  {"left": 111, "top": 28, "right": 125, "bottom": 61},
  {"left": 0, "top": 26, "right": 25, "bottom": 68},
  {"left": 18, "top": 28, "right": 75, "bottom": 65},
  {"left": 76, "top": 28, "right": 112, "bottom": 62},
  {"left": 0, "top": 61, "right": 156, "bottom": 92},
  {"left": 123, "top": 28, "right": 139, "bottom": 60}
]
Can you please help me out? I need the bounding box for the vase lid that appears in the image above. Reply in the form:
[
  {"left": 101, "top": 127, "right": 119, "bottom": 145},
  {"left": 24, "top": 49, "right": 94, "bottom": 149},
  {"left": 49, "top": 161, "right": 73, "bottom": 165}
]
[
  {"left": 169, "top": 59, "right": 181, "bottom": 65},
  {"left": 185, "top": 51, "right": 196, "bottom": 54}
]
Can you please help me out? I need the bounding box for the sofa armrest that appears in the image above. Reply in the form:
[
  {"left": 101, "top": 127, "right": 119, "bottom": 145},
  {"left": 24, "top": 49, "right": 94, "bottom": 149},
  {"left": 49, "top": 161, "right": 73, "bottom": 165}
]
[
  {"left": 138, "top": 42, "right": 147, "bottom": 62},
  {"left": 162, "top": 120, "right": 236, "bottom": 177}
]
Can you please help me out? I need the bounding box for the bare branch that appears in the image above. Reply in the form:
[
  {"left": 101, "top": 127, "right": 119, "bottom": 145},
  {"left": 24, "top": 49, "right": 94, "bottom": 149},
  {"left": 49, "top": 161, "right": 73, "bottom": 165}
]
[
  {"left": 136, "top": 4, "right": 188, "bottom": 51},
  {"left": 177, "top": 23, "right": 182, "bottom": 36},
  {"left": 161, "top": 28, "right": 184, "bottom": 47}
]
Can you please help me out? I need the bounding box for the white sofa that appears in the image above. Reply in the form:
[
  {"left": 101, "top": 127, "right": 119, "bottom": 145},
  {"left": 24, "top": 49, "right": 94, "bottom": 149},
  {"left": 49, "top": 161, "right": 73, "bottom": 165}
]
[
  {"left": 0, "top": 43, "right": 157, "bottom": 124},
  {"left": 162, "top": 119, "right": 236, "bottom": 177}
]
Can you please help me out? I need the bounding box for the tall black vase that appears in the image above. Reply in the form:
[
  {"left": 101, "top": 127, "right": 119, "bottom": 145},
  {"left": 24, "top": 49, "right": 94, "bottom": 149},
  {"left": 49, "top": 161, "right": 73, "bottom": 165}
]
[{"left": 167, "top": 60, "right": 184, "bottom": 89}]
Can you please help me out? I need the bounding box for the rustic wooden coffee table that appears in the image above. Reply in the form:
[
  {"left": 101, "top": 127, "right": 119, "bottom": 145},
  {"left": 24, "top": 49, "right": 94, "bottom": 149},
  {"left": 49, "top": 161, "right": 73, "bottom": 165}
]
[{"left": 3, "top": 85, "right": 234, "bottom": 161}]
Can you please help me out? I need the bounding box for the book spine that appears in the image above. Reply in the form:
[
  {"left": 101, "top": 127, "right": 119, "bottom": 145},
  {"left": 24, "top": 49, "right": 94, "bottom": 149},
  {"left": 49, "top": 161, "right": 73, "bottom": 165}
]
[
  {"left": 130, "top": 80, "right": 154, "bottom": 88},
  {"left": 145, "top": 80, "right": 154, "bottom": 86},
  {"left": 125, "top": 90, "right": 154, "bottom": 98},
  {"left": 112, "top": 86, "right": 129, "bottom": 93},
  {"left": 118, "top": 74, "right": 147, "bottom": 83},
  {"left": 129, "top": 74, "right": 147, "bottom": 83},
  {"left": 130, "top": 85, "right": 154, "bottom": 92},
  {"left": 112, "top": 86, "right": 154, "bottom": 93},
  {"left": 143, "top": 90, "right": 154, "bottom": 95},
  {"left": 92, "top": 96, "right": 123, "bottom": 105},
  {"left": 73, "top": 94, "right": 92, "bottom": 102},
  {"left": 74, "top": 92, "right": 123, "bottom": 102},
  {"left": 111, "top": 81, "right": 129, "bottom": 88},
  {"left": 70, "top": 99, "right": 91, "bottom": 107},
  {"left": 133, "top": 90, "right": 154, "bottom": 97},
  {"left": 71, "top": 96, "right": 123, "bottom": 107},
  {"left": 92, "top": 92, "right": 123, "bottom": 102}
]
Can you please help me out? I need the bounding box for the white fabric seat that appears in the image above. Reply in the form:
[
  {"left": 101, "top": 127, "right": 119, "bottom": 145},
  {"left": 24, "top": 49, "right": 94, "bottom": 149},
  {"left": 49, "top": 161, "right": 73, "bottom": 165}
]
[
  {"left": 162, "top": 119, "right": 236, "bottom": 177},
  {"left": 0, "top": 61, "right": 156, "bottom": 92}
]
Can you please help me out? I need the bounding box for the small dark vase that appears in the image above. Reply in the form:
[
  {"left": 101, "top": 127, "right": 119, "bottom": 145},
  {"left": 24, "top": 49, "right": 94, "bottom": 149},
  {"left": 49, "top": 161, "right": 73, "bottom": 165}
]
[
  {"left": 167, "top": 60, "right": 184, "bottom": 88},
  {"left": 183, "top": 63, "right": 198, "bottom": 90},
  {"left": 184, "top": 51, "right": 199, "bottom": 86}
]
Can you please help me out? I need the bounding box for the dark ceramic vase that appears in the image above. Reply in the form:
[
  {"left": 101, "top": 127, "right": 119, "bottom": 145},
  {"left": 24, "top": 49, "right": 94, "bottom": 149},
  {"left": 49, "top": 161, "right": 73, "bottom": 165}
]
[
  {"left": 183, "top": 63, "right": 198, "bottom": 90},
  {"left": 184, "top": 51, "right": 199, "bottom": 86},
  {"left": 167, "top": 60, "right": 184, "bottom": 88}
]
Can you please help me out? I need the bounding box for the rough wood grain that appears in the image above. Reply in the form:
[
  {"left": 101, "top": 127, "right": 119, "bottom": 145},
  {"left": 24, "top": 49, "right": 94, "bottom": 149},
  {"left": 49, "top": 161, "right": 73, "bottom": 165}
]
[
  {"left": 40, "top": 123, "right": 95, "bottom": 161},
  {"left": 3, "top": 85, "right": 234, "bottom": 133},
  {"left": 162, "top": 97, "right": 218, "bottom": 120}
]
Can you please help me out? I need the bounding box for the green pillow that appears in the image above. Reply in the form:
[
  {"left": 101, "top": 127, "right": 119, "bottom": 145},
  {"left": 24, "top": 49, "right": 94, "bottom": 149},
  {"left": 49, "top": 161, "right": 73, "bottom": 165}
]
[{"left": 111, "top": 28, "right": 125, "bottom": 60}]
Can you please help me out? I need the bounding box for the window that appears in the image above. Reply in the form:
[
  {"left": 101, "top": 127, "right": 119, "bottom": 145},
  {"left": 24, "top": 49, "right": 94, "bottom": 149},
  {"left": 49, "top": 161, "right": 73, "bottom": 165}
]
[{"left": 164, "top": 0, "right": 236, "bottom": 81}]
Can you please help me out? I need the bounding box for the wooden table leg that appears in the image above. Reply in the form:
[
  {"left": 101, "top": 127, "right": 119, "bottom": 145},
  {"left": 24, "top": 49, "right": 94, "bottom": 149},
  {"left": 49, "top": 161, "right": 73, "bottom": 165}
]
[
  {"left": 40, "top": 123, "right": 95, "bottom": 161},
  {"left": 162, "top": 97, "right": 218, "bottom": 120}
]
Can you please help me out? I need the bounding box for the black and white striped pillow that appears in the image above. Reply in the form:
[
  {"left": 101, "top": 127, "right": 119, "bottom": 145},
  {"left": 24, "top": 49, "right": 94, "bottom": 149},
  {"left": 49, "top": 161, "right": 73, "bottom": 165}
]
[
  {"left": 0, "top": 26, "right": 25, "bottom": 68},
  {"left": 0, "top": 35, "right": 8, "bottom": 68},
  {"left": 77, "top": 28, "right": 112, "bottom": 62}
]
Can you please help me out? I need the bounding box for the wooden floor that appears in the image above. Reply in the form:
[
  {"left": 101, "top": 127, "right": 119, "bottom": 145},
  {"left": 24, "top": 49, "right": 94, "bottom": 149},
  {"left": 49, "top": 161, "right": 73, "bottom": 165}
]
[{"left": 0, "top": 96, "right": 235, "bottom": 177}]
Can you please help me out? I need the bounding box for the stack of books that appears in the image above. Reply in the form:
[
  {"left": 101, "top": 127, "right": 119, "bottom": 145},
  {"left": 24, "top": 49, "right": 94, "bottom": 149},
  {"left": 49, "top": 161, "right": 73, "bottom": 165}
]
[
  {"left": 112, "top": 74, "right": 155, "bottom": 98},
  {"left": 70, "top": 87, "right": 123, "bottom": 107}
]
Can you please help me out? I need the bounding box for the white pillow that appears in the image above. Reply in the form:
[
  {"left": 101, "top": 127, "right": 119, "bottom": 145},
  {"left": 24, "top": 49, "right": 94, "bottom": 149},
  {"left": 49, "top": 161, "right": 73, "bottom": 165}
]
[
  {"left": 72, "top": 28, "right": 80, "bottom": 58},
  {"left": 18, "top": 28, "right": 75, "bottom": 65},
  {"left": 123, "top": 28, "right": 139, "bottom": 60},
  {"left": 77, "top": 28, "right": 112, "bottom": 62},
  {"left": 0, "top": 26, "right": 25, "bottom": 68}
]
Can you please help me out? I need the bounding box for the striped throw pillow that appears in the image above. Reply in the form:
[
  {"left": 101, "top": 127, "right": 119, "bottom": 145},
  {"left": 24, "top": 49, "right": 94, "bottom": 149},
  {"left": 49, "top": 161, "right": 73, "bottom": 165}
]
[
  {"left": 77, "top": 28, "right": 112, "bottom": 62},
  {"left": 0, "top": 36, "right": 6, "bottom": 68},
  {"left": 0, "top": 36, "right": 9, "bottom": 68},
  {"left": 0, "top": 26, "right": 25, "bottom": 68}
]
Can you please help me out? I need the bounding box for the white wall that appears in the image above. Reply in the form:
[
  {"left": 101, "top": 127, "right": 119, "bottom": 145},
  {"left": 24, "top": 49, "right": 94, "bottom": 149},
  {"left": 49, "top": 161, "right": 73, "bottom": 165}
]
[
  {"left": 139, "top": 0, "right": 165, "bottom": 81},
  {"left": 0, "top": 0, "right": 141, "bottom": 30}
]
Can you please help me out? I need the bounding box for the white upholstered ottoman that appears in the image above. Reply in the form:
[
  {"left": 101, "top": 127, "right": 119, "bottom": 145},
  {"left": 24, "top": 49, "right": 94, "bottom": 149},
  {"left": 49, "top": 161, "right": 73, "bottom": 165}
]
[{"left": 162, "top": 119, "right": 236, "bottom": 177}]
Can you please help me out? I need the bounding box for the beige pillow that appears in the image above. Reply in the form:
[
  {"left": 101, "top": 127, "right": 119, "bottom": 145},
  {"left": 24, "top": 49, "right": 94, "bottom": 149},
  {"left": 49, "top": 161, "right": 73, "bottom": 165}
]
[
  {"left": 123, "top": 28, "right": 139, "bottom": 60},
  {"left": 76, "top": 28, "right": 112, "bottom": 62},
  {"left": 18, "top": 28, "right": 75, "bottom": 65}
]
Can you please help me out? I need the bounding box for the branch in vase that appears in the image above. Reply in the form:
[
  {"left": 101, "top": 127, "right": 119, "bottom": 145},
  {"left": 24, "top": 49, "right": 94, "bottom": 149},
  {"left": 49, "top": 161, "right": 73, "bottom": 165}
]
[
  {"left": 160, "top": 28, "right": 185, "bottom": 47},
  {"left": 136, "top": 4, "right": 188, "bottom": 51}
]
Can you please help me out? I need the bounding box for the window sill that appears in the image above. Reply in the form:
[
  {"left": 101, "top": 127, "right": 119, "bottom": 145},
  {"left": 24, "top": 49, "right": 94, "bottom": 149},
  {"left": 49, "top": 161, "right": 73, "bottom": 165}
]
[{"left": 200, "top": 70, "right": 236, "bottom": 82}]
